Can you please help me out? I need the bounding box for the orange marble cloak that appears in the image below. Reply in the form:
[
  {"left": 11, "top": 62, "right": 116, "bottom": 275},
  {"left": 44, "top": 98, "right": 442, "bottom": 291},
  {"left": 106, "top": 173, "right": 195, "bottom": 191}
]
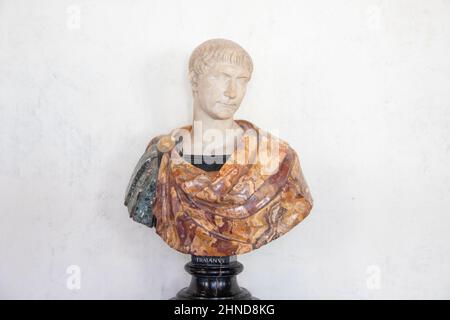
[{"left": 152, "top": 120, "right": 313, "bottom": 256}]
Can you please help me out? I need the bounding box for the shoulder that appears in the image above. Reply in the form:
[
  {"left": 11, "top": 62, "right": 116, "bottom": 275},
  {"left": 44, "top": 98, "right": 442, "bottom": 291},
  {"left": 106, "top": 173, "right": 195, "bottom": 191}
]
[
  {"left": 145, "top": 134, "right": 164, "bottom": 152},
  {"left": 237, "top": 119, "right": 291, "bottom": 146},
  {"left": 145, "top": 125, "right": 188, "bottom": 153}
]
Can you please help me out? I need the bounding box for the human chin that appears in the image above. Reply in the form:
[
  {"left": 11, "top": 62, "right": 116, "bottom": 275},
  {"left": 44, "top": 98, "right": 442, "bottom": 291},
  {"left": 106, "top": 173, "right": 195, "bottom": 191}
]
[{"left": 211, "top": 104, "right": 236, "bottom": 119}]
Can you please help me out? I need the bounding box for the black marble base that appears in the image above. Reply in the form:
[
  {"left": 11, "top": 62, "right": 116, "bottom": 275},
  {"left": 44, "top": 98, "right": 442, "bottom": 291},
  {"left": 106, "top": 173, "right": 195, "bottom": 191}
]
[{"left": 172, "top": 255, "right": 257, "bottom": 300}]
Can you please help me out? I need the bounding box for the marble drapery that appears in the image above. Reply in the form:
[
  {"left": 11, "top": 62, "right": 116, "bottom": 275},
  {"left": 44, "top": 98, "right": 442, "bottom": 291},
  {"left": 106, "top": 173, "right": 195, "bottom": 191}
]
[{"left": 152, "top": 120, "right": 313, "bottom": 256}]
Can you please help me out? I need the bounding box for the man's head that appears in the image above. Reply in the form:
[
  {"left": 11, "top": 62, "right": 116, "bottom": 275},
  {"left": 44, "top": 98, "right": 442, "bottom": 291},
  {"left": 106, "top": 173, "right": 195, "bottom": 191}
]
[{"left": 189, "top": 39, "right": 253, "bottom": 120}]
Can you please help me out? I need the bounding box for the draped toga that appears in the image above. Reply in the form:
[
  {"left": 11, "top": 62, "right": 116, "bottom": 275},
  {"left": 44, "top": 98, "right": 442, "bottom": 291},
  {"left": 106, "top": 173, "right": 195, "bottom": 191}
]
[{"left": 147, "top": 120, "right": 313, "bottom": 256}]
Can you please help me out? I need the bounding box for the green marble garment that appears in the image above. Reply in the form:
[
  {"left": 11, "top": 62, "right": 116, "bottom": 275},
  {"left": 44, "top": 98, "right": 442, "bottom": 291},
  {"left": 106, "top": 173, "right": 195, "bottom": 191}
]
[{"left": 124, "top": 137, "right": 162, "bottom": 228}]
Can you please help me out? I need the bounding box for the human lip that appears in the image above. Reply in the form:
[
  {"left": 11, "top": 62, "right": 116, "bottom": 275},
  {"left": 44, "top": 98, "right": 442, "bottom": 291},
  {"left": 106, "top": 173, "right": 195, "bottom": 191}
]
[{"left": 219, "top": 102, "right": 236, "bottom": 107}]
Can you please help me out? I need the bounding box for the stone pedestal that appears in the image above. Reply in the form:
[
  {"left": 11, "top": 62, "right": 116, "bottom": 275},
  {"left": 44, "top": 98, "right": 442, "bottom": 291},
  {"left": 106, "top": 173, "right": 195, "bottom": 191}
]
[{"left": 172, "top": 255, "right": 257, "bottom": 300}]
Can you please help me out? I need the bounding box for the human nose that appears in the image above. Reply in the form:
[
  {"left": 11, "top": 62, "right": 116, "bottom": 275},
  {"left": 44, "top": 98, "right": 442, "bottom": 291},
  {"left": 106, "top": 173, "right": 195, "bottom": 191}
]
[{"left": 224, "top": 80, "right": 237, "bottom": 99}]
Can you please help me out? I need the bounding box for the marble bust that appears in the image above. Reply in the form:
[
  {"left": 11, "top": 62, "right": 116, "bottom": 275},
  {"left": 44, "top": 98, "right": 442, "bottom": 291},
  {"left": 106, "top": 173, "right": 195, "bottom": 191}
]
[{"left": 125, "top": 39, "right": 313, "bottom": 256}]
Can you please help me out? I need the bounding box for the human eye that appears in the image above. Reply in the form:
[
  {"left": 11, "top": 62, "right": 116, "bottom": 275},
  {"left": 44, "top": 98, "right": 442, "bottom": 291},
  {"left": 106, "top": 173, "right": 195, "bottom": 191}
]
[
  {"left": 209, "top": 72, "right": 228, "bottom": 81},
  {"left": 237, "top": 77, "right": 249, "bottom": 84}
]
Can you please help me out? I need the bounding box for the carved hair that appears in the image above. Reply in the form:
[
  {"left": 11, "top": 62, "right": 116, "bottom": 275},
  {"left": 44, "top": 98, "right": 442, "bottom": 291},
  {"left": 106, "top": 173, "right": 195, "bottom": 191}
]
[{"left": 188, "top": 39, "right": 253, "bottom": 85}]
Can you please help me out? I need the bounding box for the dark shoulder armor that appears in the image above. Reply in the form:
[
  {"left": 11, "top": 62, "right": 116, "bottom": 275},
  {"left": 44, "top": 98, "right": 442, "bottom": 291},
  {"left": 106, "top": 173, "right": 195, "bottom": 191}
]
[{"left": 124, "top": 136, "right": 163, "bottom": 228}]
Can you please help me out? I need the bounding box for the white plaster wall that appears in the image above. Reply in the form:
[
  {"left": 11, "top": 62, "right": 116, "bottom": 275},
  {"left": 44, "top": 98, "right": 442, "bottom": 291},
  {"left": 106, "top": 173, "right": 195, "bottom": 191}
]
[{"left": 0, "top": 0, "right": 449, "bottom": 299}]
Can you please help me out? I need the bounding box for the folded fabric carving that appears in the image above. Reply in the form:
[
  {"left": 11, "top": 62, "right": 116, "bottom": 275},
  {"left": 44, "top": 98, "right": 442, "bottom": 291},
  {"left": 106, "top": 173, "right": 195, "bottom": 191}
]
[{"left": 125, "top": 120, "right": 313, "bottom": 256}]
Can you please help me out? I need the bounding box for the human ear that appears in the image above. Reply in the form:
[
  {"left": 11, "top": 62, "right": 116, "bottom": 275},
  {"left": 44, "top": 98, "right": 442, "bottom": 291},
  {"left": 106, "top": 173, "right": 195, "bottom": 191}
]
[{"left": 189, "top": 71, "right": 198, "bottom": 92}]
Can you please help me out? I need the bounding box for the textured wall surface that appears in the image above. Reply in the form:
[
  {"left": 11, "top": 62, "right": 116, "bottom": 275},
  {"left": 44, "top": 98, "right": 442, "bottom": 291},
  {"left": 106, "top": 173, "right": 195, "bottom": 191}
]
[{"left": 1, "top": 0, "right": 449, "bottom": 299}]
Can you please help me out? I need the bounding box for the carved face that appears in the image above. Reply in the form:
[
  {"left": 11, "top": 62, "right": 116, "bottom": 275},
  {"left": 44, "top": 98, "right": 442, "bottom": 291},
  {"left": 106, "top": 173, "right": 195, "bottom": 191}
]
[{"left": 193, "top": 62, "right": 251, "bottom": 120}]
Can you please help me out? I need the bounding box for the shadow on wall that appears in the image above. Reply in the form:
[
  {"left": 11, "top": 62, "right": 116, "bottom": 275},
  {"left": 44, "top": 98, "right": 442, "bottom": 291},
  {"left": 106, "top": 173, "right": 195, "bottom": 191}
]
[
  {"left": 94, "top": 51, "right": 193, "bottom": 299},
  {"left": 95, "top": 131, "right": 189, "bottom": 299},
  {"left": 141, "top": 49, "right": 193, "bottom": 128}
]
